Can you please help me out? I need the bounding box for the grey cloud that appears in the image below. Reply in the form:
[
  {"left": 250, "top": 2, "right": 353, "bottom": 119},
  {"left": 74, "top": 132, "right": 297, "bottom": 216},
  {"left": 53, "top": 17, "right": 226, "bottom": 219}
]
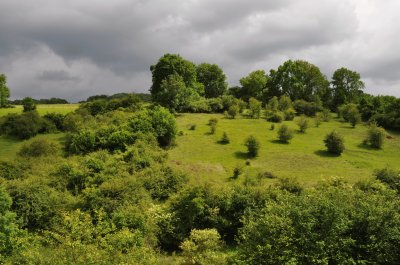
[
  {"left": 0, "top": 0, "right": 399, "bottom": 101},
  {"left": 37, "top": 70, "right": 80, "bottom": 82}
]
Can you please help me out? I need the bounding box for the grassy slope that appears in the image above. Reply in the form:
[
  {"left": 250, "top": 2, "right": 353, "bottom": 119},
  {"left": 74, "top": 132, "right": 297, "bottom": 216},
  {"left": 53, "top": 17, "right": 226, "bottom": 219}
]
[{"left": 168, "top": 113, "right": 400, "bottom": 186}]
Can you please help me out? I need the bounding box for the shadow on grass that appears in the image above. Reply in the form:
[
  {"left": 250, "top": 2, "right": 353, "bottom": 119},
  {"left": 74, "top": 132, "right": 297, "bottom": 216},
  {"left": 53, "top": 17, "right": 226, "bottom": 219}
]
[
  {"left": 314, "top": 150, "right": 341, "bottom": 157},
  {"left": 339, "top": 125, "right": 356, "bottom": 129},
  {"left": 357, "top": 143, "right": 380, "bottom": 151},
  {"left": 270, "top": 139, "right": 290, "bottom": 145},
  {"left": 234, "top": 151, "right": 249, "bottom": 160},
  {"left": 217, "top": 140, "right": 229, "bottom": 145}
]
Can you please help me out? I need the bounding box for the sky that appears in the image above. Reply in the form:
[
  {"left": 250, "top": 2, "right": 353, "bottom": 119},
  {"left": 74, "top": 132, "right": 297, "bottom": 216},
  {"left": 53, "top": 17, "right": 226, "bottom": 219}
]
[{"left": 0, "top": 0, "right": 399, "bottom": 102}]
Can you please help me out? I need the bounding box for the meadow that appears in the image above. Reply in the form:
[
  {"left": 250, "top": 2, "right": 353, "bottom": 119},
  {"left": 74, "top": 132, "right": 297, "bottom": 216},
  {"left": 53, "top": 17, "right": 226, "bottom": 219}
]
[
  {"left": 169, "top": 113, "right": 400, "bottom": 186},
  {"left": 0, "top": 104, "right": 77, "bottom": 160},
  {"left": 0, "top": 104, "right": 79, "bottom": 116}
]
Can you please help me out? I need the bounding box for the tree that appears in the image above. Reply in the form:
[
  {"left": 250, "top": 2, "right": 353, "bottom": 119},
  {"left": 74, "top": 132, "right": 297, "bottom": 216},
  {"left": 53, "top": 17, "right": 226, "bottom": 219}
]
[
  {"left": 150, "top": 54, "right": 203, "bottom": 109},
  {"left": 277, "top": 124, "right": 293, "bottom": 143},
  {"left": 157, "top": 74, "right": 201, "bottom": 112},
  {"left": 21, "top": 97, "right": 36, "bottom": 112},
  {"left": 267, "top": 60, "right": 330, "bottom": 104},
  {"left": 324, "top": 130, "right": 345, "bottom": 155},
  {"left": 0, "top": 74, "right": 10, "bottom": 108},
  {"left": 331, "top": 67, "right": 365, "bottom": 109},
  {"left": 245, "top": 135, "right": 260, "bottom": 157},
  {"left": 248, "top": 97, "right": 262, "bottom": 119},
  {"left": 196, "top": 63, "right": 227, "bottom": 98},
  {"left": 239, "top": 70, "right": 267, "bottom": 101}
]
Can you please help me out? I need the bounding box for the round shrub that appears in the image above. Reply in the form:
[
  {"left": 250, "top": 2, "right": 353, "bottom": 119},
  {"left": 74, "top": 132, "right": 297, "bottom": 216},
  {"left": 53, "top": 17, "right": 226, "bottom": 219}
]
[
  {"left": 297, "top": 116, "right": 309, "bottom": 133},
  {"left": 283, "top": 108, "right": 296, "bottom": 121},
  {"left": 366, "top": 123, "right": 385, "bottom": 149},
  {"left": 266, "top": 112, "right": 283, "bottom": 123},
  {"left": 324, "top": 130, "right": 345, "bottom": 155},
  {"left": 18, "top": 139, "right": 59, "bottom": 157},
  {"left": 277, "top": 124, "right": 293, "bottom": 143},
  {"left": 244, "top": 135, "right": 260, "bottom": 158}
]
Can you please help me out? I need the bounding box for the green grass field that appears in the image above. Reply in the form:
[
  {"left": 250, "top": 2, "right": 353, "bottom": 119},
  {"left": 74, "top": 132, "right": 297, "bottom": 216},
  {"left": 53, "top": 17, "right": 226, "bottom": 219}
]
[
  {"left": 168, "top": 113, "right": 400, "bottom": 186},
  {"left": 0, "top": 104, "right": 77, "bottom": 161},
  {"left": 0, "top": 104, "right": 79, "bottom": 116}
]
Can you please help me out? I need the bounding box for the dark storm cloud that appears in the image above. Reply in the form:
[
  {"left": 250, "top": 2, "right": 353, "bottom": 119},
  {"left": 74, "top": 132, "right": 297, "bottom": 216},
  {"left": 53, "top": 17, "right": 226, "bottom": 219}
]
[{"left": 0, "top": 0, "right": 399, "bottom": 101}]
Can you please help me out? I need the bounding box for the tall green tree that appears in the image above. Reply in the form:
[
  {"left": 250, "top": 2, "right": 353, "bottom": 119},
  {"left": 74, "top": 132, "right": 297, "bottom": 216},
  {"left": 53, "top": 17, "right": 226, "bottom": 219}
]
[
  {"left": 150, "top": 54, "right": 198, "bottom": 103},
  {"left": 0, "top": 74, "right": 10, "bottom": 108},
  {"left": 331, "top": 67, "right": 365, "bottom": 109},
  {"left": 196, "top": 63, "right": 227, "bottom": 98},
  {"left": 239, "top": 70, "right": 267, "bottom": 101},
  {"left": 267, "top": 60, "right": 330, "bottom": 104}
]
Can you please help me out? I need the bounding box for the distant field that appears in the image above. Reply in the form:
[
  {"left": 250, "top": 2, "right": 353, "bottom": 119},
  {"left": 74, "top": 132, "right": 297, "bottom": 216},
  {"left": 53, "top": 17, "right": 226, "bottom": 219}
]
[
  {"left": 0, "top": 104, "right": 79, "bottom": 116},
  {"left": 168, "top": 113, "right": 400, "bottom": 186}
]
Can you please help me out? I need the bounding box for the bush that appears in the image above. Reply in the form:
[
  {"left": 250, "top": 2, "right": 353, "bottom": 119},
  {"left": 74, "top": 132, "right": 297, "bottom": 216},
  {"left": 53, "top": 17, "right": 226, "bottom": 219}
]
[
  {"left": 283, "top": 108, "right": 296, "bottom": 121},
  {"left": 321, "top": 108, "right": 331, "bottom": 121},
  {"left": 278, "top": 95, "right": 292, "bottom": 111},
  {"left": 270, "top": 124, "right": 275, "bottom": 130},
  {"left": 324, "top": 130, "right": 345, "bottom": 155},
  {"left": 227, "top": 105, "right": 239, "bottom": 119},
  {"left": 249, "top": 97, "right": 262, "bottom": 119},
  {"left": 189, "top": 124, "right": 196, "bottom": 130},
  {"left": 293, "top": 100, "right": 321, "bottom": 116},
  {"left": 18, "top": 139, "right": 59, "bottom": 157},
  {"left": 374, "top": 168, "right": 400, "bottom": 193},
  {"left": 66, "top": 130, "right": 97, "bottom": 154},
  {"left": 266, "top": 111, "right": 283, "bottom": 123},
  {"left": 244, "top": 135, "right": 260, "bottom": 158},
  {"left": 277, "top": 124, "right": 293, "bottom": 143},
  {"left": 220, "top": 132, "right": 230, "bottom": 144},
  {"left": 232, "top": 165, "right": 244, "bottom": 179},
  {"left": 180, "top": 229, "right": 226, "bottom": 265},
  {"left": 297, "top": 116, "right": 309, "bottom": 133},
  {"left": 365, "top": 123, "right": 385, "bottom": 149},
  {"left": 21, "top": 97, "right": 36, "bottom": 112},
  {"left": 43, "top": 113, "right": 65, "bottom": 131},
  {"left": 209, "top": 118, "right": 218, "bottom": 134},
  {"left": 0, "top": 111, "right": 43, "bottom": 139}
]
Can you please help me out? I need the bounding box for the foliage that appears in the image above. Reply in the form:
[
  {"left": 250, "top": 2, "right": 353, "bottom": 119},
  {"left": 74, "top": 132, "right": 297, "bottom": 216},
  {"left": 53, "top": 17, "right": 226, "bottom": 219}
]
[
  {"left": 196, "top": 63, "right": 227, "bottom": 98},
  {"left": 283, "top": 108, "right": 296, "bottom": 121},
  {"left": 331, "top": 67, "right": 365, "bottom": 109},
  {"left": 0, "top": 74, "right": 10, "bottom": 108},
  {"left": 237, "top": 184, "right": 400, "bottom": 264},
  {"left": 180, "top": 229, "right": 226, "bottom": 265},
  {"left": 238, "top": 70, "right": 267, "bottom": 101},
  {"left": 244, "top": 135, "right": 260, "bottom": 158},
  {"left": 297, "top": 115, "right": 309, "bottom": 133},
  {"left": 248, "top": 97, "right": 262, "bottom": 119},
  {"left": 21, "top": 97, "right": 37, "bottom": 112},
  {"left": 227, "top": 105, "right": 239, "bottom": 119},
  {"left": 277, "top": 124, "right": 293, "bottom": 143},
  {"left": 324, "top": 130, "right": 345, "bottom": 155},
  {"left": 278, "top": 95, "right": 292, "bottom": 111},
  {"left": 374, "top": 168, "right": 400, "bottom": 194},
  {"left": 293, "top": 99, "right": 322, "bottom": 117},
  {"left": 0, "top": 111, "right": 44, "bottom": 139},
  {"left": 18, "top": 139, "right": 59, "bottom": 157},
  {"left": 365, "top": 123, "right": 385, "bottom": 149},
  {"left": 267, "top": 60, "right": 330, "bottom": 105}
]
